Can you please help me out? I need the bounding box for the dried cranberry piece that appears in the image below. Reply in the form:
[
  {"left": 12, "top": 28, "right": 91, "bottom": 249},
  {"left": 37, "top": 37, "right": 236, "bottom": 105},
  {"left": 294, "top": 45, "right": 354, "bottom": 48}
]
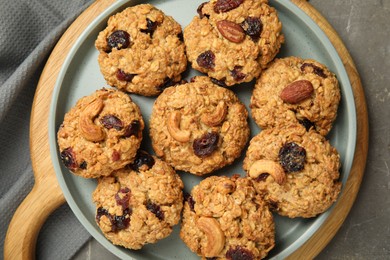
[
  {"left": 96, "top": 207, "right": 132, "bottom": 232},
  {"left": 301, "top": 63, "right": 327, "bottom": 78},
  {"left": 120, "top": 187, "right": 131, "bottom": 193},
  {"left": 231, "top": 66, "right": 246, "bottom": 81},
  {"left": 214, "top": 0, "right": 244, "bottom": 13},
  {"left": 197, "top": 50, "right": 216, "bottom": 70},
  {"left": 157, "top": 77, "right": 175, "bottom": 91},
  {"left": 279, "top": 142, "right": 306, "bottom": 173},
  {"left": 111, "top": 208, "right": 132, "bottom": 232},
  {"left": 211, "top": 77, "right": 227, "bottom": 87},
  {"left": 107, "top": 30, "right": 130, "bottom": 50},
  {"left": 119, "top": 187, "right": 130, "bottom": 193},
  {"left": 197, "top": 2, "right": 210, "bottom": 19},
  {"left": 184, "top": 193, "right": 196, "bottom": 212},
  {"left": 255, "top": 173, "right": 269, "bottom": 182},
  {"left": 123, "top": 120, "right": 141, "bottom": 138},
  {"left": 123, "top": 207, "right": 132, "bottom": 216},
  {"left": 140, "top": 18, "right": 158, "bottom": 37},
  {"left": 226, "top": 246, "right": 254, "bottom": 260},
  {"left": 111, "top": 215, "right": 129, "bottom": 231},
  {"left": 96, "top": 207, "right": 110, "bottom": 223},
  {"left": 129, "top": 150, "right": 155, "bottom": 171},
  {"left": 116, "top": 69, "right": 136, "bottom": 82},
  {"left": 146, "top": 201, "right": 164, "bottom": 220},
  {"left": 79, "top": 161, "right": 87, "bottom": 169},
  {"left": 298, "top": 118, "right": 315, "bottom": 131},
  {"left": 241, "top": 17, "right": 263, "bottom": 42},
  {"left": 193, "top": 132, "right": 219, "bottom": 158},
  {"left": 100, "top": 115, "right": 123, "bottom": 130},
  {"left": 60, "top": 147, "right": 78, "bottom": 170},
  {"left": 115, "top": 188, "right": 131, "bottom": 210},
  {"left": 157, "top": 78, "right": 187, "bottom": 91}
]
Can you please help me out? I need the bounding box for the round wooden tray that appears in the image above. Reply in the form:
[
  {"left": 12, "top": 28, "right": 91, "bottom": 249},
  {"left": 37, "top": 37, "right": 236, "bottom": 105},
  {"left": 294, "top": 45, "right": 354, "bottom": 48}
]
[{"left": 4, "top": 0, "right": 368, "bottom": 259}]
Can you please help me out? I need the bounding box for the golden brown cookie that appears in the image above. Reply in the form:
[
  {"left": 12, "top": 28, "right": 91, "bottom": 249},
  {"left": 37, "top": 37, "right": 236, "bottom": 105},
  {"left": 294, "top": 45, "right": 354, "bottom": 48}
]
[
  {"left": 180, "top": 175, "right": 275, "bottom": 259},
  {"left": 149, "top": 76, "right": 250, "bottom": 175},
  {"left": 184, "top": 0, "right": 284, "bottom": 86},
  {"left": 243, "top": 124, "right": 342, "bottom": 218},
  {"left": 95, "top": 4, "right": 187, "bottom": 96},
  {"left": 93, "top": 151, "right": 184, "bottom": 249},
  {"left": 250, "top": 56, "right": 341, "bottom": 136},
  {"left": 57, "top": 88, "right": 144, "bottom": 178}
]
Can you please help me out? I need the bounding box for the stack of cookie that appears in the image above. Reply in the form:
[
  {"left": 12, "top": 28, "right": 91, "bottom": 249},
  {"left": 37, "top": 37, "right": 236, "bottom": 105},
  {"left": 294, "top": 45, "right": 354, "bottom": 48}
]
[{"left": 56, "top": 1, "right": 342, "bottom": 259}]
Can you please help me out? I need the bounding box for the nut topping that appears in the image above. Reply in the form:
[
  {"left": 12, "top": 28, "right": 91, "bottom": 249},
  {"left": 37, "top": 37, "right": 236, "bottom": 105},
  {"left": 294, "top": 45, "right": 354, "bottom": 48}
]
[
  {"left": 167, "top": 111, "right": 191, "bottom": 142},
  {"left": 216, "top": 20, "right": 245, "bottom": 43},
  {"left": 201, "top": 101, "right": 228, "bottom": 127},
  {"left": 79, "top": 98, "right": 105, "bottom": 142},
  {"left": 214, "top": 0, "right": 244, "bottom": 13},
  {"left": 280, "top": 80, "right": 314, "bottom": 104},
  {"left": 249, "top": 160, "right": 286, "bottom": 185},
  {"left": 197, "top": 217, "right": 225, "bottom": 257}
]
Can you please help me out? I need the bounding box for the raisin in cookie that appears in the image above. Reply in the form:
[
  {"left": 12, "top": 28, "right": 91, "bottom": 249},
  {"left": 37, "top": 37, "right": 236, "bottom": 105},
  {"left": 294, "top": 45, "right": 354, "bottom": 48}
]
[
  {"left": 95, "top": 4, "right": 187, "bottom": 96},
  {"left": 57, "top": 88, "right": 144, "bottom": 178},
  {"left": 149, "top": 76, "right": 250, "bottom": 175},
  {"left": 250, "top": 56, "right": 341, "bottom": 136},
  {"left": 180, "top": 175, "right": 275, "bottom": 259},
  {"left": 243, "top": 124, "right": 342, "bottom": 218},
  {"left": 93, "top": 151, "right": 184, "bottom": 249},
  {"left": 184, "top": 0, "right": 284, "bottom": 86}
]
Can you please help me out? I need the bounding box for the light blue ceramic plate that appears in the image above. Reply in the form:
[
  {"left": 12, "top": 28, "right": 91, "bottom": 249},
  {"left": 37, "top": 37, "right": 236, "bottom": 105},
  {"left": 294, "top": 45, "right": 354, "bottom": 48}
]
[{"left": 49, "top": 0, "right": 357, "bottom": 259}]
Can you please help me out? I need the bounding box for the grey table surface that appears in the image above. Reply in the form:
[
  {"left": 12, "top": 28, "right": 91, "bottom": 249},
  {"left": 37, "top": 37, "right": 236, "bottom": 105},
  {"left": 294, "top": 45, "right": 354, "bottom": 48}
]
[{"left": 73, "top": 0, "right": 390, "bottom": 259}]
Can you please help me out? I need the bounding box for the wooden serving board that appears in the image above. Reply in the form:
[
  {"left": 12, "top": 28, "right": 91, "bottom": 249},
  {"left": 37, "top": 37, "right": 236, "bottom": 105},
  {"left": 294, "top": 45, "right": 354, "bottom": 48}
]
[{"left": 4, "top": 0, "right": 368, "bottom": 259}]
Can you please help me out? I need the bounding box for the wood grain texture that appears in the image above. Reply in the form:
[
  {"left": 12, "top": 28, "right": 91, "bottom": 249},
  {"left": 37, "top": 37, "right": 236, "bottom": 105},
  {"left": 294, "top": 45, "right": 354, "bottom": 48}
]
[
  {"left": 4, "top": 0, "right": 368, "bottom": 259},
  {"left": 3, "top": 1, "right": 116, "bottom": 259}
]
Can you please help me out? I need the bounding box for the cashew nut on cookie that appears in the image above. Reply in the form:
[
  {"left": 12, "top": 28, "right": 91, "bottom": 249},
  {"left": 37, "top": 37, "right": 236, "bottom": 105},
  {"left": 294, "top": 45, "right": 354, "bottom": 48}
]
[
  {"left": 197, "top": 217, "right": 225, "bottom": 257},
  {"left": 79, "top": 98, "right": 105, "bottom": 142},
  {"left": 201, "top": 101, "right": 228, "bottom": 127},
  {"left": 249, "top": 160, "right": 286, "bottom": 185},
  {"left": 167, "top": 111, "right": 191, "bottom": 142}
]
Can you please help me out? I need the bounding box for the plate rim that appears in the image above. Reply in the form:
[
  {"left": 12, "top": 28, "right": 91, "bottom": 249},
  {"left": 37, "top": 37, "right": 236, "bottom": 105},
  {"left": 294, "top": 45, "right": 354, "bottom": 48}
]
[{"left": 47, "top": 0, "right": 360, "bottom": 259}]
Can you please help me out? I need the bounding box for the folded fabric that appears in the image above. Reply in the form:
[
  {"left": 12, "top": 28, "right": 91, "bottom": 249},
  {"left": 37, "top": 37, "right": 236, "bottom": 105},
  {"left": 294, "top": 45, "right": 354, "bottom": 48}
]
[{"left": 0, "top": 0, "right": 94, "bottom": 259}]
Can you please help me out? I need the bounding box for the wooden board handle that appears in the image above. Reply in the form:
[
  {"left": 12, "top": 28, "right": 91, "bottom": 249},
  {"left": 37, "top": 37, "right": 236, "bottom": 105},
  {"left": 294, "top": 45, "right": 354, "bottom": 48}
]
[{"left": 4, "top": 179, "right": 65, "bottom": 260}]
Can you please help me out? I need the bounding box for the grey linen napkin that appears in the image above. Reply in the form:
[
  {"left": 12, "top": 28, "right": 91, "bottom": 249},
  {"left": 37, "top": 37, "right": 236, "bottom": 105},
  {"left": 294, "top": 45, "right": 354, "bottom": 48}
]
[{"left": 0, "top": 0, "right": 95, "bottom": 259}]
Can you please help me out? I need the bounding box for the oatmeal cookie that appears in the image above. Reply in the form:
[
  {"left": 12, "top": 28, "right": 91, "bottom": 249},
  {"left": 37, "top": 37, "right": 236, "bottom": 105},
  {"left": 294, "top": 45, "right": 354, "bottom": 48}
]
[
  {"left": 180, "top": 175, "right": 275, "bottom": 259},
  {"left": 250, "top": 56, "right": 341, "bottom": 136},
  {"left": 243, "top": 124, "right": 342, "bottom": 218},
  {"left": 95, "top": 4, "right": 187, "bottom": 96},
  {"left": 184, "top": 0, "right": 284, "bottom": 86},
  {"left": 149, "top": 76, "right": 250, "bottom": 175},
  {"left": 57, "top": 88, "right": 144, "bottom": 178},
  {"left": 93, "top": 151, "right": 184, "bottom": 249}
]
